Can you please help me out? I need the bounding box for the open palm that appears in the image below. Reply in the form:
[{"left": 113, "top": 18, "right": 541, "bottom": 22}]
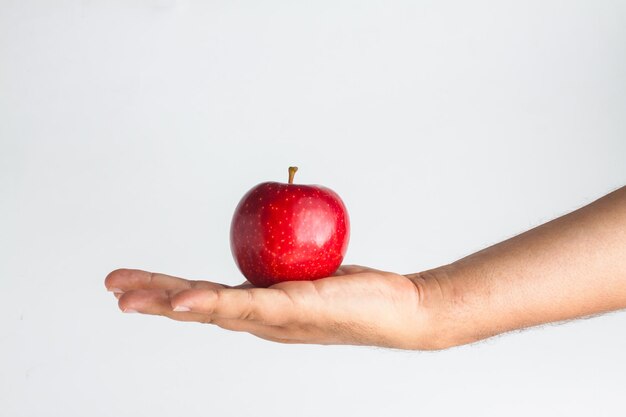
[{"left": 105, "top": 265, "right": 434, "bottom": 349}]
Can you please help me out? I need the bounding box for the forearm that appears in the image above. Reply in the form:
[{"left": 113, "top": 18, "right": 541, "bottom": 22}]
[{"left": 414, "top": 186, "right": 626, "bottom": 349}]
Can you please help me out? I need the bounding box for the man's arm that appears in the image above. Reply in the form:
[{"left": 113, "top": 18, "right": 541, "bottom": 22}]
[
  {"left": 414, "top": 186, "right": 626, "bottom": 348},
  {"left": 105, "top": 186, "right": 626, "bottom": 350}
]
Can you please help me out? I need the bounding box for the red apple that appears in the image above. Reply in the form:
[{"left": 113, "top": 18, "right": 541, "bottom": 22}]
[{"left": 230, "top": 167, "right": 350, "bottom": 287}]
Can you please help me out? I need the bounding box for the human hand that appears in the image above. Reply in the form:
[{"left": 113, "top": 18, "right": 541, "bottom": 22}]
[
  {"left": 105, "top": 187, "right": 626, "bottom": 350},
  {"left": 105, "top": 265, "right": 444, "bottom": 349}
]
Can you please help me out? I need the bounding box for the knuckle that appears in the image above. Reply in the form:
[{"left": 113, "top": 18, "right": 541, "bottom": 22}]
[
  {"left": 147, "top": 271, "right": 156, "bottom": 285},
  {"left": 240, "top": 289, "right": 256, "bottom": 321},
  {"left": 189, "top": 280, "right": 204, "bottom": 289},
  {"left": 208, "top": 288, "right": 220, "bottom": 314}
]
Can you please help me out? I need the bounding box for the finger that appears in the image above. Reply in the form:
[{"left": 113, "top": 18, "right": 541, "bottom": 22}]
[
  {"left": 233, "top": 280, "right": 254, "bottom": 289},
  {"left": 211, "top": 317, "right": 305, "bottom": 344},
  {"left": 105, "top": 269, "right": 224, "bottom": 293},
  {"left": 333, "top": 265, "right": 378, "bottom": 276},
  {"left": 170, "top": 287, "right": 298, "bottom": 325},
  {"left": 210, "top": 317, "right": 296, "bottom": 340},
  {"left": 117, "top": 289, "right": 292, "bottom": 335},
  {"left": 117, "top": 289, "right": 209, "bottom": 322},
  {"left": 252, "top": 334, "right": 304, "bottom": 344}
]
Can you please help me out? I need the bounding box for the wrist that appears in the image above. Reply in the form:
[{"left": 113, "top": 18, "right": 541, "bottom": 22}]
[{"left": 406, "top": 263, "right": 484, "bottom": 350}]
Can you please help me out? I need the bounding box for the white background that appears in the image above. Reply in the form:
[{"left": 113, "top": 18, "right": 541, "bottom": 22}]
[{"left": 1, "top": 1, "right": 625, "bottom": 416}]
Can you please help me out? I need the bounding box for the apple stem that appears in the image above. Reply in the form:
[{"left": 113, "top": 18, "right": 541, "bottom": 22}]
[{"left": 288, "top": 166, "right": 298, "bottom": 184}]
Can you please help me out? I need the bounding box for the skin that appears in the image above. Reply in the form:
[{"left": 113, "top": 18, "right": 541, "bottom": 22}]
[{"left": 105, "top": 185, "right": 626, "bottom": 350}]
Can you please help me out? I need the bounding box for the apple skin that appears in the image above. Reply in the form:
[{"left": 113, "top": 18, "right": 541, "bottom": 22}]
[{"left": 230, "top": 179, "right": 350, "bottom": 288}]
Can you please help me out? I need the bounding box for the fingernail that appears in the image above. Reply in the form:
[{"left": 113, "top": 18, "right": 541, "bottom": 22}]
[
  {"left": 123, "top": 308, "right": 138, "bottom": 313},
  {"left": 172, "top": 305, "right": 191, "bottom": 312},
  {"left": 108, "top": 288, "right": 124, "bottom": 294}
]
